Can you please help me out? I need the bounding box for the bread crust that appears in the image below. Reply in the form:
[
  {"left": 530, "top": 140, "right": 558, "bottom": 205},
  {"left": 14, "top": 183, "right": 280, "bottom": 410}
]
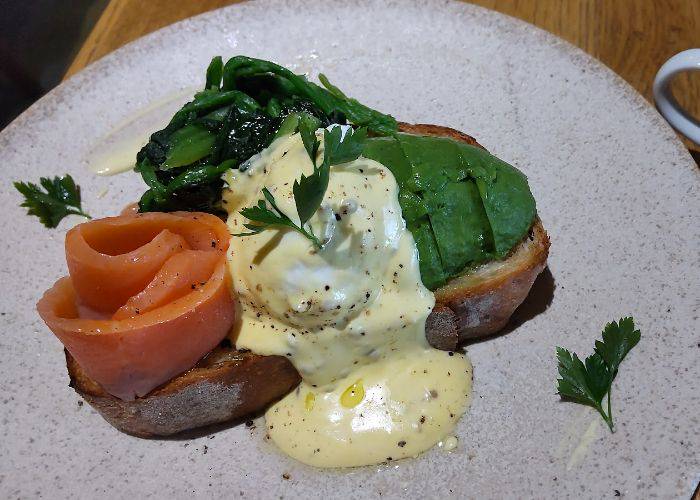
[
  {"left": 66, "top": 344, "right": 300, "bottom": 437},
  {"left": 397, "top": 123, "right": 550, "bottom": 350},
  {"left": 429, "top": 220, "right": 549, "bottom": 349}
]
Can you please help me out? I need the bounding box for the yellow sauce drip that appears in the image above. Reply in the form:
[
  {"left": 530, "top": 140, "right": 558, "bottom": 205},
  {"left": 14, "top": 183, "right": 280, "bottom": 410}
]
[{"left": 84, "top": 87, "right": 196, "bottom": 176}]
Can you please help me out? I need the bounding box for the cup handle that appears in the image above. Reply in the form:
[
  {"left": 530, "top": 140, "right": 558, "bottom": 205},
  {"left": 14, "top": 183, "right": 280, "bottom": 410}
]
[{"left": 653, "top": 48, "right": 700, "bottom": 144}]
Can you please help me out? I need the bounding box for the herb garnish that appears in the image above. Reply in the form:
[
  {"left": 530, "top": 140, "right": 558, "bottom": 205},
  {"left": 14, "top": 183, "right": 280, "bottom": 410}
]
[
  {"left": 235, "top": 187, "right": 321, "bottom": 247},
  {"left": 14, "top": 175, "right": 91, "bottom": 228},
  {"left": 556, "top": 317, "right": 641, "bottom": 431},
  {"left": 234, "top": 124, "right": 367, "bottom": 248}
]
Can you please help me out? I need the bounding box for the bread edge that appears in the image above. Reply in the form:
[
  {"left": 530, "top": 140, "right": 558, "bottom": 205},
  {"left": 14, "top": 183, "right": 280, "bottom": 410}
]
[{"left": 66, "top": 347, "right": 300, "bottom": 437}]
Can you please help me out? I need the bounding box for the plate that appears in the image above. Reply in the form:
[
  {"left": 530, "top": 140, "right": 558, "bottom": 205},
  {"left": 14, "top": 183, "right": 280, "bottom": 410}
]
[{"left": 1, "top": 1, "right": 698, "bottom": 498}]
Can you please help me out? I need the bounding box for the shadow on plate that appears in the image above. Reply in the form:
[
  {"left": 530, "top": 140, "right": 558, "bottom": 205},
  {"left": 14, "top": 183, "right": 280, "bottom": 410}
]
[{"left": 464, "top": 266, "right": 555, "bottom": 346}]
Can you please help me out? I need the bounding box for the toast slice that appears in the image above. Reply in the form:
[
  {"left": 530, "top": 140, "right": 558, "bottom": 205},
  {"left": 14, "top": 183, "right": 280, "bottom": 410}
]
[
  {"left": 398, "top": 123, "right": 550, "bottom": 351},
  {"left": 66, "top": 342, "right": 300, "bottom": 437},
  {"left": 67, "top": 123, "right": 548, "bottom": 436}
]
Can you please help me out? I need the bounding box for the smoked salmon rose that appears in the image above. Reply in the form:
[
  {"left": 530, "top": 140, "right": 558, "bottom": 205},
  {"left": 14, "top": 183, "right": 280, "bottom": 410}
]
[{"left": 37, "top": 212, "right": 236, "bottom": 400}]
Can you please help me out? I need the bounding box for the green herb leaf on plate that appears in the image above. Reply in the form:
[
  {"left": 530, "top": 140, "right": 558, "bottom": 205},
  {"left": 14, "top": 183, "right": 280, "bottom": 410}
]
[
  {"left": 14, "top": 175, "right": 91, "bottom": 228},
  {"left": 595, "top": 317, "right": 641, "bottom": 377},
  {"left": 556, "top": 317, "right": 641, "bottom": 431}
]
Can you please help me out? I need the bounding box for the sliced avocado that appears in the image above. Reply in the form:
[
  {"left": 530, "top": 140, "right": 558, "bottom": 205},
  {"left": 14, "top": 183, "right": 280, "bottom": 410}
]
[
  {"left": 408, "top": 219, "right": 447, "bottom": 290},
  {"left": 361, "top": 131, "right": 536, "bottom": 290},
  {"left": 395, "top": 133, "right": 458, "bottom": 192},
  {"left": 455, "top": 143, "right": 536, "bottom": 257},
  {"left": 362, "top": 136, "right": 412, "bottom": 188},
  {"left": 423, "top": 181, "right": 493, "bottom": 276}
]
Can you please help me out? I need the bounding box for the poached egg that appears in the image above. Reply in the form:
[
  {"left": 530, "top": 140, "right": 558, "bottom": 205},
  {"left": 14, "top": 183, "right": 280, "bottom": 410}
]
[{"left": 223, "top": 128, "right": 472, "bottom": 467}]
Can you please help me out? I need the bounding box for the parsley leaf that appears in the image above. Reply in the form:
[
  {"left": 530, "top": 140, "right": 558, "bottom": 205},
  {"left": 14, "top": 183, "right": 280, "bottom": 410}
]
[
  {"left": 14, "top": 175, "right": 91, "bottom": 228},
  {"left": 293, "top": 161, "right": 328, "bottom": 226},
  {"left": 322, "top": 125, "right": 367, "bottom": 167},
  {"left": 293, "top": 125, "right": 367, "bottom": 226},
  {"left": 235, "top": 125, "right": 367, "bottom": 248},
  {"left": 233, "top": 187, "right": 321, "bottom": 247},
  {"left": 556, "top": 317, "right": 640, "bottom": 431},
  {"left": 298, "top": 113, "right": 321, "bottom": 168},
  {"left": 595, "top": 317, "right": 641, "bottom": 377}
]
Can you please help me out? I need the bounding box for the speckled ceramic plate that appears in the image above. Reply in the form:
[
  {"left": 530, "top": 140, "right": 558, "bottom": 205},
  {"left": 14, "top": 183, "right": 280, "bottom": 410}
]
[{"left": 1, "top": 1, "right": 698, "bottom": 498}]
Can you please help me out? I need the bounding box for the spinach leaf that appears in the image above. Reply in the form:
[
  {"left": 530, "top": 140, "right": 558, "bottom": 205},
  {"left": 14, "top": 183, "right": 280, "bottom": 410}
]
[
  {"left": 134, "top": 55, "right": 394, "bottom": 215},
  {"left": 222, "top": 56, "right": 397, "bottom": 135}
]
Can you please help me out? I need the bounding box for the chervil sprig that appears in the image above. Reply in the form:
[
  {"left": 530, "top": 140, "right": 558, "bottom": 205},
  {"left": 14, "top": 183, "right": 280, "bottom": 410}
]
[
  {"left": 556, "top": 317, "right": 641, "bottom": 431},
  {"left": 14, "top": 175, "right": 91, "bottom": 228},
  {"left": 234, "top": 124, "right": 367, "bottom": 248},
  {"left": 232, "top": 187, "right": 321, "bottom": 247}
]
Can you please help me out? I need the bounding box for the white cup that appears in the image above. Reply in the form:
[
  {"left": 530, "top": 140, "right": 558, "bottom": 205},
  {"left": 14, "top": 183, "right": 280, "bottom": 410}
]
[{"left": 653, "top": 48, "right": 700, "bottom": 144}]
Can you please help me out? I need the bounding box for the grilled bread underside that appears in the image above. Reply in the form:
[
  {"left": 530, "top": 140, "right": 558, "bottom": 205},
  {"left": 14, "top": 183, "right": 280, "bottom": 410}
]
[{"left": 66, "top": 345, "right": 299, "bottom": 437}]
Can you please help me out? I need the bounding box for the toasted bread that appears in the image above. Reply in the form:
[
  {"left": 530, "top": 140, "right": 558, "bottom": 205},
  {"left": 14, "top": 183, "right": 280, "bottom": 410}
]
[
  {"left": 398, "top": 123, "right": 550, "bottom": 350},
  {"left": 67, "top": 122, "right": 547, "bottom": 436},
  {"left": 66, "top": 342, "right": 300, "bottom": 437}
]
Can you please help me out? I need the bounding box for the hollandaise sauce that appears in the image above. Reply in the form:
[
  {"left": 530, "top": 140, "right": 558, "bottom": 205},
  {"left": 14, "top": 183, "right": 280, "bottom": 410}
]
[{"left": 224, "top": 129, "right": 472, "bottom": 467}]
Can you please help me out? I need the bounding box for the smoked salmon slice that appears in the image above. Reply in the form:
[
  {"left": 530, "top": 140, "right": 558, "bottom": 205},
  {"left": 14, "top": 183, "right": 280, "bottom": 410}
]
[{"left": 37, "top": 212, "right": 236, "bottom": 401}]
